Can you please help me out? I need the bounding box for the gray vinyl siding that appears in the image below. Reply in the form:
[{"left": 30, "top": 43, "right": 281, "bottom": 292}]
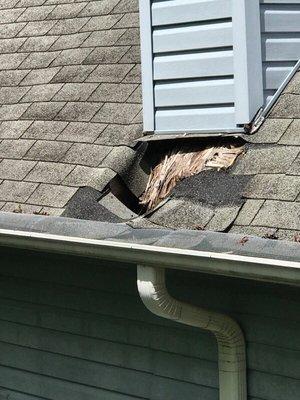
[
  {"left": 140, "top": 0, "right": 264, "bottom": 134},
  {"left": 261, "top": 0, "right": 300, "bottom": 105},
  {"left": 0, "top": 247, "right": 299, "bottom": 400},
  {"left": 140, "top": 0, "right": 300, "bottom": 135}
]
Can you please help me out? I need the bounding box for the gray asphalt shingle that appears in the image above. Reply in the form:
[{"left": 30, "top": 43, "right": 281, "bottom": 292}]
[
  {"left": 0, "top": 120, "right": 33, "bottom": 139},
  {"left": 0, "top": 180, "right": 38, "bottom": 202},
  {"left": 252, "top": 201, "right": 300, "bottom": 231},
  {"left": 24, "top": 140, "right": 72, "bottom": 161},
  {"left": 0, "top": 139, "right": 34, "bottom": 158},
  {"left": 63, "top": 165, "right": 116, "bottom": 190},
  {"left": 25, "top": 161, "right": 74, "bottom": 184},
  {"left": 0, "top": 159, "right": 36, "bottom": 180},
  {"left": 22, "top": 120, "right": 68, "bottom": 140},
  {"left": 28, "top": 183, "right": 77, "bottom": 207},
  {"left": 57, "top": 122, "right": 106, "bottom": 143},
  {"left": 62, "top": 143, "right": 111, "bottom": 166}
]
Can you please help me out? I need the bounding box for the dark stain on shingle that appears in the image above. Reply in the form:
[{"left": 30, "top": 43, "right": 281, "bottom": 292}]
[
  {"left": 63, "top": 186, "right": 122, "bottom": 223},
  {"left": 172, "top": 171, "right": 251, "bottom": 207}
]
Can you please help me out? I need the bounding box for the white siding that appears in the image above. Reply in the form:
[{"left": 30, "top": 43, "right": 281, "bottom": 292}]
[
  {"left": 140, "top": 0, "right": 264, "bottom": 135},
  {"left": 151, "top": 0, "right": 237, "bottom": 134}
]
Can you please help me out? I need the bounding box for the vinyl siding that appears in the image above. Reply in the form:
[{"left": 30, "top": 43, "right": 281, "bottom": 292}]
[
  {"left": 141, "top": 0, "right": 300, "bottom": 134},
  {"left": 261, "top": 0, "right": 300, "bottom": 104},
  {"left": 0, "top": 248, "right": 299, "bottom": 400},
  {"left": 141, "top": 0, "right": 238, "bottom": 133}
]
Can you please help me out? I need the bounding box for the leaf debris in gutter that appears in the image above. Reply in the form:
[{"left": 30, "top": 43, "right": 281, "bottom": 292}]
[{"left": 140, "top": 144, "right": 244, "bottom": 211}]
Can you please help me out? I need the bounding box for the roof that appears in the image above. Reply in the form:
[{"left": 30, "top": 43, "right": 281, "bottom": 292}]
[
  {"left": 0, "top": 0, "right": 299, "bottom": 243},
  {"left": 0, "top": 0, "right": 143, "bottom": 213},
  {"left": 0, "top": 212, "right": 300, "bottom": 287}
]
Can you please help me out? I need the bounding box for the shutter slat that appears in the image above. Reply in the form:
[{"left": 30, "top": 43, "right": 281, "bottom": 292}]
[
  {"left": 262, "top": 37, "right": 300, "bottom": 61},
  {"left": 154, "top": 51, "right": 234, "bottom": 80},
  {"left": 155, "top": 79, "right": 234, "bottom": 107},
  {"left": 262, "top": 9, "right": 300, "bottom": 32},
  {"left": 261, "top": 0, "right": 300, "bottom": 4},
  {"left": 152, "top": 0, "right": 232, "bottom": 26},
  {"left": 264, "top": 64, "right": 294, "bottom": 90},
  {"left": 155, "top": 107, "right": 236, "bottom": 133},
  {"left": 260, "top": 1, "right": 300, "bottom": 106},
  {"left": 153, "top": 22, "right": 232, "bottom": 53}
]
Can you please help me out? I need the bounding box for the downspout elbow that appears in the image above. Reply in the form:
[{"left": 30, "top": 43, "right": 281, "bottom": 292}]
[{"left": 137, "top": 265, "right": 247, "bottom": 400}]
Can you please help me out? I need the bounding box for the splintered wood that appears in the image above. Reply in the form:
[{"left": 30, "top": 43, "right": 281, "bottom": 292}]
[{"left": 140, "top": 145, "right": 244, "bottom": 210}]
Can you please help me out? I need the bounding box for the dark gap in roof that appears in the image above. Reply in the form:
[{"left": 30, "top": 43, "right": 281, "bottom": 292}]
[
  {"left": 109, "top": 174, "right": 147, "bottom": 215},
  {"left": 143, "top": 136, "right": 246, "bottom": 166}
]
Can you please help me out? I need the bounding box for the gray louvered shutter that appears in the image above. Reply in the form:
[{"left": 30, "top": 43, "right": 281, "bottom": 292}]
[
  {"left": 261, "top": 0, "right": 300, "bottom": 105},
  {"left": 139, "top": 0, "right": 264, "bottom": 135}
]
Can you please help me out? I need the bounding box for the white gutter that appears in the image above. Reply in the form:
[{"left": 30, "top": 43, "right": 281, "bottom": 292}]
[
  {"left": 137, "top": 265, "right": 247, "bottom": 400},
  {"left": 0, "top": 229, "right": 299, "bottom": 286}
]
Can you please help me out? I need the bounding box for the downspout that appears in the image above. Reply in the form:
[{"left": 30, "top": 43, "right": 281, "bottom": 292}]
[{"left": 137, "top": 265, "right": 247, "bottom": 400}]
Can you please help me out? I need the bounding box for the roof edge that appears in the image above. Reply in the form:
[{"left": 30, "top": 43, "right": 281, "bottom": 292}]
[{"left": 0, "top": 212, "right": 299, "bottom": 286}]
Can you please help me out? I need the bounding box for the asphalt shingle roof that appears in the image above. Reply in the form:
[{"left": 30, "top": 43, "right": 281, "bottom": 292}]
[
  {"left": 0, "top": 0, "right": 142, "bottom": 215},
  {"left": 0, "top": 0, "right": 299, "bottom": 242}
]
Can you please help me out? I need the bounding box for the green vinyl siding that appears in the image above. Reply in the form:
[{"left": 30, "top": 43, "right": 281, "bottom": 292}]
[{"left": 0, "top": 248, "right": 299, "bottom": 400}]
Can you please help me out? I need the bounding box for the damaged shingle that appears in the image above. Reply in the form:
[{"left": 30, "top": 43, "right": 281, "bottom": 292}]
[
  {"left": 140, "top": 145, "right": 244, "bottom": 210},
  {"left": 173, "top": 171, "right": 250, "bottom": 207},
  {"left": 63, "top": 187, "right": 122, "bottom": 223}
]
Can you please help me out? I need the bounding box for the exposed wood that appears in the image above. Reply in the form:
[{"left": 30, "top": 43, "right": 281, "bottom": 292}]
[{"left": 140, "top": 144, "right": 244, "bottom": 210}]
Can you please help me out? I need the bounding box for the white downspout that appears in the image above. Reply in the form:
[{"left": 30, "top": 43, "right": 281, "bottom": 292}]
[{"left": 137, "top": 265, "right": 247, "bottom": 400}]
